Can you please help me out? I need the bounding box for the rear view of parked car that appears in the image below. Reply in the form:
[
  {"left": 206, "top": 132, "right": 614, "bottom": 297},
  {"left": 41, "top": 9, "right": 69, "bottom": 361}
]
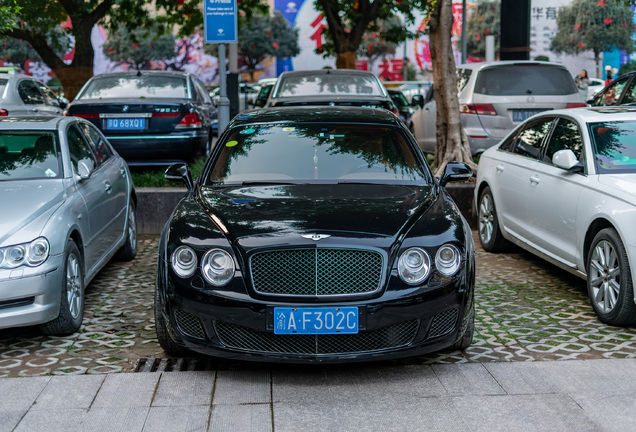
[
  {"left": 0, "top": 74, "right": 67, "bottom": 117},
  {"left": 66, "top": 70, "right": 215, "bottom": 166},
  {"left": 475, "top": 107, "right": 636, "bottom": 326},
  {"left": 0, "top": 116, "right": 137, "bottom": 335},
  {"left": 410, "top": 61, "right": 587, "bottom": 155}
]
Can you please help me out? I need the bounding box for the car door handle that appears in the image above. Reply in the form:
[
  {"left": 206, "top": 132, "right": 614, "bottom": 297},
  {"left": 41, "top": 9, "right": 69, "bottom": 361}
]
[
  {"left": 496, "top": 165, "right": 504, "bottom": 173},
  {"left": 104, "top": 182, "right": 112, "bottom": 192},
  {"left": 530, "top": 175, "right": 540, "bottom": 186},
  {"left": 32, "top": 108, "right": 39, "bottom": 112}
]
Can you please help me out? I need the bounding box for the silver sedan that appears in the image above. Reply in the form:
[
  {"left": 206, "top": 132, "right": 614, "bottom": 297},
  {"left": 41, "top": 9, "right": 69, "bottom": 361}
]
[
  {"left": 0, "top": 116, "right": 137, "bottom": 335},
  {"left": 475, "top": 107, "right": 636, "bottom": 326},
  {"left": 0, "top": 73, "right": 66, "bottom": 117}
]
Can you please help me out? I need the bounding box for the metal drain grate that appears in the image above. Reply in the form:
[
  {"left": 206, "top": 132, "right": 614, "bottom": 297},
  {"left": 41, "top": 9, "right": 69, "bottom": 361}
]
[{"left": 133, "top": 357, "right": 218, "bottom": 372}]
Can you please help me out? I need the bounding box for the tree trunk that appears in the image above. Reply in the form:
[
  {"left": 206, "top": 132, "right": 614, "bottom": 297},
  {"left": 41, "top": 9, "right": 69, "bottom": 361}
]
[
  {"left": 336, "top": 51, "right": 356, "bottom": 69},
  {"left": 428, "top": 0, "right": 476, "bottom": 177},
  {"left": 53, "top": 66, "right": 94, "bottom": 100}
]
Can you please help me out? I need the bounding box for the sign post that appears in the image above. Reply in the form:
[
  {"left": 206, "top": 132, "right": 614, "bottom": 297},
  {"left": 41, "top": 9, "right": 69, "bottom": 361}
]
[{"left": 204, "top": 0, "right": 238, "bottom": 136}]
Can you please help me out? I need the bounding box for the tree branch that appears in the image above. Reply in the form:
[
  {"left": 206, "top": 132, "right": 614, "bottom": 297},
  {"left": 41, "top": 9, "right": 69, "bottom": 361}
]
[{"left": 0, "top": 27, "right": 66, "bottom": 70}]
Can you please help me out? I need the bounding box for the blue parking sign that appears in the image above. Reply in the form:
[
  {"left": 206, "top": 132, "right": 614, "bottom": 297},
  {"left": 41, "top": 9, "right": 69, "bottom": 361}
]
[{"left": 204, "top": 0, "right": 238, "bottom": 43}]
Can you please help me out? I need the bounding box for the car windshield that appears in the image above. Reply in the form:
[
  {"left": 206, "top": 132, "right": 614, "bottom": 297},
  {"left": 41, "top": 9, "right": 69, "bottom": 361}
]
[
  {"left": 389, "top": 91, "right": 409, "bottom": 107},
  {"left": 474, "top": 65, "right": 578, "bottom": 96},
  {"left": 589, "top": 121, "right": 636, "bottom": 174},
  {"left": 78, "top": 75, "right": 188, "bottom": 99},
  {"left": 0, "top": 131, "right": 61, "bottom": 180},
  {"left": 0, "top": 78, "right": 7, "bottom": 98},
  {"left": 275, "top": 74, "right": 385, "bottom": 97},
  {"left": 205, "top": 123, "right": 429, "bottom": 185}
]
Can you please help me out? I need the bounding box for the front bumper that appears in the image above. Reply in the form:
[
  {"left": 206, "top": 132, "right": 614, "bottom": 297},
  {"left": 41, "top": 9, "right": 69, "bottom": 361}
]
[
  {"left": 0, "top": 255, "right": 64, "bottom": 330},
  {"left": 161, "top": 271, "right": 472, "bottom": 364}
]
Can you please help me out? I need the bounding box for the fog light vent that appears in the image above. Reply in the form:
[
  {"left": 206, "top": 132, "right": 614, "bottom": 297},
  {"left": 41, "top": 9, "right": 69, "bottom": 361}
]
[
  {"left": 428, "top": 308, "right": 459, "bottom": 339},
  {"left": 174, "top": 309, "right": 206, "bottom": 340}
]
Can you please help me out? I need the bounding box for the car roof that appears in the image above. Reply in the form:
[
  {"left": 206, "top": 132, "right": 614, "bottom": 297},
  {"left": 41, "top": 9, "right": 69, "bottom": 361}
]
[
  {"left": 0, "top": 116, "right": 75, "bottom": 129},
  {"left": 277, "top": 69, "right": 380, "bottom": 78},
  {"left": 531, "top": 106, "right": 636, "bottom": 123},
  {"left": 227, "top": 106, "right": 403, "bottom": 128},
  {"left": 90, "top": 70, "right": 194, "bottom": 79},
  {"left": 458, "top": 60, "right": 569, "bottom": 71}
]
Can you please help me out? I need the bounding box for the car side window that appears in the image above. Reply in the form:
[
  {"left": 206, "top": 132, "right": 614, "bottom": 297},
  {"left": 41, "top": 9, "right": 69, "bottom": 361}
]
[
  {"left": 67, "top": 125, "right": 97, "bottom": 173},
  {"left": 17, "top": 80, "right": 45, "bottom": 105},
  {"left": 507, "top": 117, "right": 554, "bottom": 160},
  {"left": 193, "top": 78, "right": 212, "bottom": 105},
  {"left": 38, "top": 84, "right": 60, "bottom": 107},
  {"left": 619, "top": 78, "right": 636, "bottom": 105},
  {"left": 456, "top": 69, "right": 472, "bottom": 93},
  {"left": 543, "top": 118, "right": 584, "bottom": 165},
  {"left": 591, "top": 78, "right": 629, "bottom": 106},
  {"left": 78, "top": 122, "right": 112, "bottom": 166}
]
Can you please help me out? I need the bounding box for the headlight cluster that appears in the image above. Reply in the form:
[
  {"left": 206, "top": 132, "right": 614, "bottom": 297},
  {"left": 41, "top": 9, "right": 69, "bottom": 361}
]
[
  {"left": 397, "top": 244, "right": 461, "bottom": 285},
  {"left": 171, "top": 246, "right": 235, "bottom": 286},
  {"left": 0, "top": 237, "right": 50, "bottom": 270}
]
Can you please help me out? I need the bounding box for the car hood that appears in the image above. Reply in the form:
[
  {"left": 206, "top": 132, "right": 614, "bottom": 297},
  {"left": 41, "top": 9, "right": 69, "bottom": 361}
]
[
  {"left": 196, "top": 183, "right": 438, "bottom": 243},
  {"left": 597, "top": 174, "right": 636, "bottom": 201},
  {"left": 0, "top": 181, "right": 65, "bottom": 245}
]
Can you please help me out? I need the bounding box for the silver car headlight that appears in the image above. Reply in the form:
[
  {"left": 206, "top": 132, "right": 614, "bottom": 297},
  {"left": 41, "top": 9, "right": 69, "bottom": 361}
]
[
  {"left": 435, "top": 244, "right": 461, "bottom": 277},
  {"left": 171, "top": 245, "right": 198, "bottom": 278},
  {"left": 201, "top": 249, "right": 235, "bottom": 286},
  {"left": 0, "top": 237, "right": 50, "bottom": 269},
  {"left": 398, "top": 247, "right": 431, "bottom": 285}
]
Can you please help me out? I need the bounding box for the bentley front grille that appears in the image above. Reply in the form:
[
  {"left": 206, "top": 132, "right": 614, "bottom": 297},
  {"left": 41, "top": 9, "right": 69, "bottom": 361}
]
[
  {"left": 214, "top": 320, "right": 419, "bottom": 355},
  {"left": 427, "top": 308, "right": 459, "bottom": 339},
  {"left": 250, "top": 248, "right": 383, "bottom": 296},
  {"left": 174, "top": 309, "right": 206, "bottom": 340}
]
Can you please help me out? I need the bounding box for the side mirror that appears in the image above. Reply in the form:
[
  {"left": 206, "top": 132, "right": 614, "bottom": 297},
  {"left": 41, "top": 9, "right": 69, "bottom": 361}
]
[
  {"left": 57, "top": 97, "right": 69, "bottom": 109},
  {"left": 439, "top": 162, "right": 473, "bottom": 187},
  {"left": 412, "top": 94, "right": 424, "bottom": 109},
  {"left": 77, "top": 158, "right": 94, "bottom": 180},
  {"left": 553, "top": 149, "right": 584, "bottom": 173},
  {"left": 165, "top": 162, "right": 194, "bottom": 190}
]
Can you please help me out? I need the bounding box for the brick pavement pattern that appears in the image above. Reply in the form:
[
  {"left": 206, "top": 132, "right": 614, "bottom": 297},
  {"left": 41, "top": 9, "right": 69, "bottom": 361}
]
[{"left": 1, "top": 233, "right": 636, "bottom": 377}]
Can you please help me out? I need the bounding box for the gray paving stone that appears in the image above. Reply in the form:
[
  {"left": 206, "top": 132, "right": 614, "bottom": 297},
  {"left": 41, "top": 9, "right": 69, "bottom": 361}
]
[
  {"left": 213, "top": 370, "right": 270, "bottom": 405},
  {"left": 91, "top": 373, "right": 159, "bottom": 408},
  {"left": 432, "top": 363, "right": 506, "bottom": 396},
  {"left": 32, "top": 374, "right": 105, "bottom": 410},
  {"left": 143, "top": 406, "right": 210, "bottom": 432},
  {"left": 0, "top": 410, "right": 30, "bottom": 432},
  {"left": 79, "top": 407, "right": 149, "bottom": 432},
  {"left": 153, "top": 371, "right": 215, "bottom": 407},
  {"left": 13, "top": 408, "right": 87, "bottom": 432},
  {"left": 0, "top": 376, "right": 50, "bottom": 410},
  {"left": 273, "top": 397, "right": 468, "bottom": 432},
  {"left": 209, "top": 404, "right": 272, "bottom": 432},
  {"left": 452, "top": 394, "right": 600, "bottom": 432},
  {"left": 483, "top": 361, "right": 561, "bottom": 395},
  {"left": 569, "top": 393, "right": 636, "bottom": 432}
]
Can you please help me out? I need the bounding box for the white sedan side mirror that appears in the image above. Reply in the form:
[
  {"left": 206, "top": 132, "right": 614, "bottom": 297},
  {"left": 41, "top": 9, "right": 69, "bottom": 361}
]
[{"left": 553, "top": 149, "right": 584, "bottom": 173}]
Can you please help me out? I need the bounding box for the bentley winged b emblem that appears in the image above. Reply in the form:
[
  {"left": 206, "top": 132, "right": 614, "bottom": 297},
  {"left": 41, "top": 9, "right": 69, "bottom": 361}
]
[{"left": 302, "top": 234, "right": 331, "bottom": 241}]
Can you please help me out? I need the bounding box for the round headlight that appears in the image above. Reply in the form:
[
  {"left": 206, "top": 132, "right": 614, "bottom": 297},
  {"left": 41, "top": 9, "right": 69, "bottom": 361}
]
[
  {"left": 435, "top": 244, "right": 461, "bottom": 277},
  {"left": 26, "top": 237, "right": 50, "bottom": 266},
  {"left": 171, "top": 245, "right": 198, "bottom": 278},
  {"left": 398, "top": 247, "right": 431, "bottom": 285},
  {"left": 6, "top": 245, "right": 26, "bottom": 268},
  {"left": 201, "top": 249, "right": 235, "bottom": 286}
]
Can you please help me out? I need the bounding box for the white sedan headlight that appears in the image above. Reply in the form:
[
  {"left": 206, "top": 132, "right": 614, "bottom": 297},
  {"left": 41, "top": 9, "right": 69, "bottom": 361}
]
[
  {"left": 435, "top": 244, "right": 461, "bottom": 276},
  {"left": 398, "top": 247, "right": 431, "bottom": 284},
  {"left": 201, "top": 249, "right": 235, "bottom": 286},
  {"left": 0, "top": 237, "right": 49, "bottom": 269}
]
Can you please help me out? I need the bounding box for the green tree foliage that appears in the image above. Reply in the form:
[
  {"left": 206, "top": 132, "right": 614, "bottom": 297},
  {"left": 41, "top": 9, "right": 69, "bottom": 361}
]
[
  {"left": 0, "top": 0, "right": 268, "bottom": 100},
  {"left": 314, "top": 0, "right": 430, "bottom": 68},
  {"left": 357, "top": 17, "right": 402, "bottom": 68},
  {"left": 0, "top": 0, "right": 19, "bottom": 32},
  {"left": 551, "top": 0, "right": 635, "bottom": 76},
  {"left": 465, "top": 0, "right": 500, "bottom": 59},
  {"left": 238, "top": 11, "right": 300, "bottom": 81},
  {"left": 103, "top": 24, "right": 176, "bottom": 70}
]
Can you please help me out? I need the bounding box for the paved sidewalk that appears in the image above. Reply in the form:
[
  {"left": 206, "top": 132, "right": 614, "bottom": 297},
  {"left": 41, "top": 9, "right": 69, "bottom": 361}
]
[{"left": 2, "top": 358, "right": 635, "bottom": 431}]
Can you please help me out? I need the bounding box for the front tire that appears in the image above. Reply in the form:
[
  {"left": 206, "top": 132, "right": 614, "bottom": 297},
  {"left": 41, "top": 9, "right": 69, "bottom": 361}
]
[
  {"left": 154, "top": 283, "right": 191, "bottom": 356},
  {"left": 587, "top": 228, "right": 636, "bottom": 326},
  {"left": 41, "top": 240, "right": 84, "bottom": 336},
  {"left": 477, "top": 186, "right": 510, "bottom": 252}
]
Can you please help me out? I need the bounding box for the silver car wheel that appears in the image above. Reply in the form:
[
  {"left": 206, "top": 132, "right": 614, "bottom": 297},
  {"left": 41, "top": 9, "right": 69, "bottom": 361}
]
[
  {"left": 478, "top": 193, "right": 495, "bottom": 245},
  {"left": 127, "top": 205, "right": 138, "bottom": 252},
  {"left": 589, "top": 239, "right": 621, "bottom": 313},
  {"left": 66, "top": 251, "right": 83, "bottom": 320}
]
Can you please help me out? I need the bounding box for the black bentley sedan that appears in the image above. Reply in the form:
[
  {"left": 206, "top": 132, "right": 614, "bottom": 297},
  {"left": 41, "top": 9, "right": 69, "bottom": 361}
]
[
  {"left": 155, "top": 106, "right": 475, "bottom": 363},
  {"left": 65, "top": 70, "right": 215, "bottom": 166}
]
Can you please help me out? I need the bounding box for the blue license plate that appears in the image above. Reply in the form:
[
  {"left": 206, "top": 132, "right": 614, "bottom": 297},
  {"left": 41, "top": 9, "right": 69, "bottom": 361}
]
[
  {"left": 274, "top": 307, "right": 359, "bottom": 335},
  {"left": 106, "top": 118, "right": 146, "bottom": 130},
  {"left": 511, "top": 110, "right": 542, "bottom": 122}
]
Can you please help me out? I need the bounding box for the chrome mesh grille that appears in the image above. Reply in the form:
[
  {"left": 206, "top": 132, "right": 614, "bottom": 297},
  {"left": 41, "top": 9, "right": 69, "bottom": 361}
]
[
  {"left": 250, "top": 248, "right": 383, "bottom": 296},
  {"left": 427, "top": 308, "right": 459, "bottom": 339},
  {"left": 214, "top": 320, "right": 419, "bottom": 355},
  {"left": 174, "top": 309, "right": 206, "bottom": 340}
]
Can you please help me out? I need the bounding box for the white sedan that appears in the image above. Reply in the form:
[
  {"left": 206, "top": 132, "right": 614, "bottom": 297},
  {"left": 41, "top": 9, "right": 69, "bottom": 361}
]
[{"left": 475, "top": 107, "right": 636, "bottom": 326}]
